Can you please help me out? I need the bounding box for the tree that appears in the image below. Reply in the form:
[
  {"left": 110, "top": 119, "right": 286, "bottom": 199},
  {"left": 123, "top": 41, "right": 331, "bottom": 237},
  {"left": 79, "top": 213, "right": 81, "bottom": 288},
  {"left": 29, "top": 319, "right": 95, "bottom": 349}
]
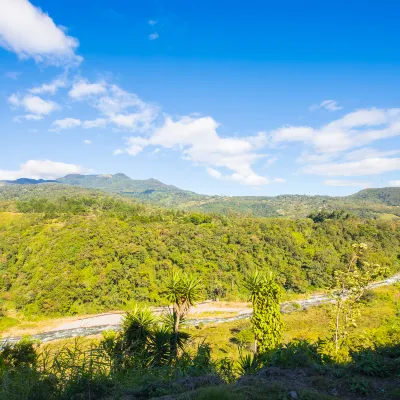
[
  {"left": 325, "top": 243, "right": 388, "bottom": 361},
  {"left": 244, "top": 270, "right": 283, "bottom": 354},
  {"left": 166, "top": 271, "right": 202, "bottom": 360}
]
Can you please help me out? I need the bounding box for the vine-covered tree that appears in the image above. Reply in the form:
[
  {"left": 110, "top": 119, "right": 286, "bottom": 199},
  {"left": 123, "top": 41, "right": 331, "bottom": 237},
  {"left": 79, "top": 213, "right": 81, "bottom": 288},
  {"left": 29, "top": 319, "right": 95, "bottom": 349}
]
[{"left": 244, "top": 270, "right": 283, "bottom": 354}]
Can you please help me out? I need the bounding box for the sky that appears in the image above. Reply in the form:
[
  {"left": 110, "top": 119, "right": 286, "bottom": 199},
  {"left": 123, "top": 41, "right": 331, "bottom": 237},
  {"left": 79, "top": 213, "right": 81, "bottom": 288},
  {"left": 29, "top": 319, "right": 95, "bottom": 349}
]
[{"left": 0, "top": 0, "right": 399, "bottom": 196}]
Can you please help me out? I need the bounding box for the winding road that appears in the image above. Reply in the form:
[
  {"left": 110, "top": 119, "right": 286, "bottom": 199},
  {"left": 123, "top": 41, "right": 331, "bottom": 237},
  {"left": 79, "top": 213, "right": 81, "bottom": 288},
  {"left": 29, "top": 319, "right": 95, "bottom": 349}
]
[{"left": 1, "top": 274, "right": 399, "bottom": 345}]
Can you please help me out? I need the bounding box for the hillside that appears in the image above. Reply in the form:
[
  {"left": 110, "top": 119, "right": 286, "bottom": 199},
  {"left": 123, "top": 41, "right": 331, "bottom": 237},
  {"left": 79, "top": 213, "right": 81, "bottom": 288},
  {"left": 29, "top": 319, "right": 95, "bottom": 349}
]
[
  {"left": 57, "top": 173, "right": 204, "bottom": 206},
  {"left": 0, "top": 184, "right": 399, "bottom": 317},
  {"left": 2, "top": 174, "right": 400, "bottom": 218},
  {"left": 349, "top": 187, "right": 400, "bottom": 206}
]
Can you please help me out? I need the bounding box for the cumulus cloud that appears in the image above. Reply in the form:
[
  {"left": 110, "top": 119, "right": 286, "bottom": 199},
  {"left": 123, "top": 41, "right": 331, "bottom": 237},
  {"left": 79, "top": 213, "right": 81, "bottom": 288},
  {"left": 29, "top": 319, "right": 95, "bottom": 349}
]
[
  {"left": 148, "top": 20, "right": 157, "bottom": 26},
  {"left": 93, "top": 84, "right": 159, "bottom": 132},
  {"left": 9, "top": 93, "right": 59, "bottom": 116},
  {"left": 0, "top": 0, "right": 80, "bottom": 65},
  {"left": 82, "top": 118, "right": 107, "bottom": 129},
  {"left": 69, "top": 80, "right": 107, "bottom": 99},
  {"left": 149, "top": 33, "right": 159, "bottom": 40},
  {"left": 0, "top": 160, "right": 88, "bottom": 180},
  {"left": 30, "top": 76, "right": 67, "bottom": 95},
  {"left": 273, "top": 108, "right": 400, "bottom": 154},
  {"left": 117, "top": 116, "right": 277, "bottom": 186},
  {"left": 309, "top": 99, "right": 343, "bottom": 112},
  {"left": 324, "top": 180, "right": 370, "bottom": 187},
  {"left": 83, "top": 140, "right": 92, "bottom": 145},
  {"left": 13, "top": 113, "right": 44, "bottom": 122},
  {"left": 303, "top": 157, "right": 400, "bottom": 176},
  {"left": 207, "top": 167, "right": 222, "bottom": 179},
  {"left": 51, "top": 118, "right": 81, "bottom": 131}
]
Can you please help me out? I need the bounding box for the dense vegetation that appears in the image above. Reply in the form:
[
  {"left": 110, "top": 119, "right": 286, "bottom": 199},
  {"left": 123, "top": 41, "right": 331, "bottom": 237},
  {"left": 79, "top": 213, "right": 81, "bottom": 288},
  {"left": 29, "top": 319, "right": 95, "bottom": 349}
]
[
  {"left": 0, "top": 184, "right": 399, "bottom": 399},
  {"left": 2, "top": 175, "right": 400, "bottom": 218},
  {"left": 0, "top": 185, "right": 399, "bottom": 317},
  {"left": 0, "top": 282, "right": 399, "bottom": 399}
]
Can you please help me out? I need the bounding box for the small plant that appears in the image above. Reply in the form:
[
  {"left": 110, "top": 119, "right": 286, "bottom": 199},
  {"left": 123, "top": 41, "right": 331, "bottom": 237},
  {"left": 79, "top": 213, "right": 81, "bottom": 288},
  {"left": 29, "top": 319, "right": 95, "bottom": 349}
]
[
  {"left": 349, "top": 377, "right": 372, "bottom": 396},
  {"left": 237, "top": 348, "right": 260, "bottom": 375},
  {"left": 266, "top": 340, "right": 323, "bottom": 368},
  {"left": 352, "top": 349, "right": 389, "bottom": 377}
]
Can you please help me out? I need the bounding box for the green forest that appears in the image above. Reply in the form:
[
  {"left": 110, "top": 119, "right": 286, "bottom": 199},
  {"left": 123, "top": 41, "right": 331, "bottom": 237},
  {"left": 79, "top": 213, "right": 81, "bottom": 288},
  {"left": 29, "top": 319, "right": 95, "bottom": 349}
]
[{"left": 0, "top": 186, "right": 399, "bottom": 317}]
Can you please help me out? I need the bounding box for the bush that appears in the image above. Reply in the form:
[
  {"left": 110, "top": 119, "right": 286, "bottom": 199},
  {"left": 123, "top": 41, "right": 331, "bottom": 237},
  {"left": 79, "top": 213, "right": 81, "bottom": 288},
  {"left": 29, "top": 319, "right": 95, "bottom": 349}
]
[
  {"left": 265, "top": 340, "right": 323, "bottom": 368},
  {"left": 351, "top": 349, "right": 390, "bottom": 377},
  {"left": 348, "top": 377, "right": 372, "bottom": 396}
]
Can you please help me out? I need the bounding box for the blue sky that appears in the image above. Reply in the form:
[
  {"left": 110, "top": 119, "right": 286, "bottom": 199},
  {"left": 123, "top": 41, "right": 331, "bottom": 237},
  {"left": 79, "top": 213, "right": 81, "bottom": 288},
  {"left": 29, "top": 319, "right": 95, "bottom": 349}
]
[{"left": 0, "top": 0, "right": 399, "bottom": 196}]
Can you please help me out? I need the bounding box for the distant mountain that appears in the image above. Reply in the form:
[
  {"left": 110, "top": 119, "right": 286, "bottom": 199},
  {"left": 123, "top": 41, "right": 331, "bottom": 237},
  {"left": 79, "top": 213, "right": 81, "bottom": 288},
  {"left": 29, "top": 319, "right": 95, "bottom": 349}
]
[
  {"left": 0, "top": 178, "right": 56, "bottom": 186},
  {"left": 56, "top": 173, "right": 203, "bottom": 207},
  {"left": 1, "top": 173, "right": 400, "bottom": 219}
]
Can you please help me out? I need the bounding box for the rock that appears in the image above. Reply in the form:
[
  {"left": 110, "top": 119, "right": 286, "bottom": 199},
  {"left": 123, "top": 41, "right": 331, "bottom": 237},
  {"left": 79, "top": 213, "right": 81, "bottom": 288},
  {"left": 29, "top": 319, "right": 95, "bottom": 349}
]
[{"left": 289, "top": 391, "right": 299, "bottom": 399}]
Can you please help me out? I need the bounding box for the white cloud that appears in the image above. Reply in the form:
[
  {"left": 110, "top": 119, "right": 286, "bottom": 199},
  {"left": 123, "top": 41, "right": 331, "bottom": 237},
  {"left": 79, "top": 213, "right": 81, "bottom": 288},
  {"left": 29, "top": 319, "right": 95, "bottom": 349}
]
[
  {"left": 13, "top": 113, "right": 44, "bottom": 122},
  {"left": 0, "top": 160, "right": 88, "bottom": 180},
  {"left": 5, "top": 71, "right": 21, "bottom": 79},
  {"left": 30, "top": 77, "right": 66, "bottom": 95},
  {"left": 119, "top": 116, "right": 274, "bottom": 186},
  {"left": 207, "top": 167, "right": 222, "bottom": 179},
  {"left": 149, "top": 32, "right": 159, "bottom": 40},
  {"left": 343, "top": 147, "right": 400, "bottom": 161},
  {"left": 324, "top": 180, "right": 370, "bottom": 187},
  {"left": 0, "top": 0, "right": 80, "bottom": 65},
  {"left": 273, "top": 108, "right": 400, "bottom": 154},
  {"left": 309, "top": 99, "right": 342, "bottom": 112},
  {"left": 83, "top": 140, "right": 92, "bottom": 145},
  {"left": 93, "top": 84, "right": 159, "bottom": 132},
  {"left": 389, "top": 180, "right": 400, "bottom": 187},
  {"left": 303, "top": 157, "right": 400, "bottom": 176},
  {"left": 9, "top": 93, "right": 59, "bottom": 116},
  {"left": 148, "top": 20, "right": 157, "bottom": 26},
  {"left": 51, "top": 118, "right": 81, "bottom": 131},
  {"left": 82, "top": 118, "right": 107, "bottom": 129},
  {"left": 69, "top": 79, "right": 107, "bottom": 99}
]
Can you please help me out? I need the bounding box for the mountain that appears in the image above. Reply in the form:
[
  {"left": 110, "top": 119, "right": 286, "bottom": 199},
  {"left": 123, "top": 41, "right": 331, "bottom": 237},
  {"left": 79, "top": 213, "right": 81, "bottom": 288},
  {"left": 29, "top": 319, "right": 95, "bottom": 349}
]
[
  {"left": 0, "top": 178, "right": 56, "bottom": 186},
  {"left": 56, "top": 173, "right": 204, "bottom": 206},
  {"left": 349, "top": 187, "right": 400, "bottom": 206},
  {"left": 1, "top": 173, "right": 400, "bottom": 219}
]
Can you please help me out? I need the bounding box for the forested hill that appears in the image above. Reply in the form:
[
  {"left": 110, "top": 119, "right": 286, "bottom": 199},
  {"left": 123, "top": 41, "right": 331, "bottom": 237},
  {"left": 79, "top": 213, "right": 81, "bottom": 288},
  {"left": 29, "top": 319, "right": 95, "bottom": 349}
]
[
  {"left": 349, "top": 187, "right": 400, "bottom": 205},
  {"left": 0, "top": 184, "right": 399, "bottom": 317},
  {"left": 1, "top": 174, "right": 400, "bottom": 219}
]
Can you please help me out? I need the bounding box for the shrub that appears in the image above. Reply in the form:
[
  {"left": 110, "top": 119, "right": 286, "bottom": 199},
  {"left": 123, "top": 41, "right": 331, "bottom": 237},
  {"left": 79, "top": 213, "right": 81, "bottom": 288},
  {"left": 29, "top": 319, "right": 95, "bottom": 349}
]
[
  {"left": 352, "top": 349, "right": 389, "bottom": 377},
  {"left": 265, "top": 340, "right": 323, "bottom": 368}
]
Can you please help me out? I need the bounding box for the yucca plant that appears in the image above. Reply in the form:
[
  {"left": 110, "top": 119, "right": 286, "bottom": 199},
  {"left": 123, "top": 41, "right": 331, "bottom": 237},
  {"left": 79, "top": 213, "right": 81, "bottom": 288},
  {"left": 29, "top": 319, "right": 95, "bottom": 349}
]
[
  {"left": 122, "top": 306, "right": 156, "bottom": 354},
  {"left": 166, "top": 271, "right": 202, "bottom": 360}
]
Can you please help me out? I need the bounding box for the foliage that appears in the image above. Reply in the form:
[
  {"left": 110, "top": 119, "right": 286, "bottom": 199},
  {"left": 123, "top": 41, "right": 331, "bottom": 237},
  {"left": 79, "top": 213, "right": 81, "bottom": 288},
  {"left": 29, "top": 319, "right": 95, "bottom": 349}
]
[
  {"left": 1, "top": 185, "right": 399, "bottom": 317},
  {"left": 2, "top": 178, "right": 400, "bottom": 219},
  {"left": 320, "top": 243, "right": 388, "bottom": 362},
  {"left": 244, "top": 270, "right": 283, "bottom": 354},
  {"left": 265, "top": 340, "right": 323, "bottom": 368}
]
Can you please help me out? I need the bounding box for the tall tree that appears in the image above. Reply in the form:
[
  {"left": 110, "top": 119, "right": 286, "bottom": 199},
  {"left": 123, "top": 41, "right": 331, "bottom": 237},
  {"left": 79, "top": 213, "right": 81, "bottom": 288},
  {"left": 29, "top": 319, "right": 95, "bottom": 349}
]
[{"left": 244, "top": 270, "right": 283, "bottom": 354}]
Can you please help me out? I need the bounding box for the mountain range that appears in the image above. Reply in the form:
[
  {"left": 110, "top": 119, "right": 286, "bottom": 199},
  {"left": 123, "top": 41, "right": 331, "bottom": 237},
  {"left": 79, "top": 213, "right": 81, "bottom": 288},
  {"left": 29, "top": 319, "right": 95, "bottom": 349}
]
[{"left": 1, "top": 173, "right": 399, "bottom": 219}]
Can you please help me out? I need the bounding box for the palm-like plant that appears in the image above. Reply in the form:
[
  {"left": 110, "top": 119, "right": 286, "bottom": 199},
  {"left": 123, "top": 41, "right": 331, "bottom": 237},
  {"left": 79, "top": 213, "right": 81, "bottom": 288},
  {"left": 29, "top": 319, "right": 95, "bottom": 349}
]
[
  {"left": 147, "top": 325, "right": 172, "bottom": 367},
  {"left": 166, "top": 271, "right": 202, "bottom": 360},
  {"left": 122, "top": 306, "right": 156, "bottom": 355}
]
